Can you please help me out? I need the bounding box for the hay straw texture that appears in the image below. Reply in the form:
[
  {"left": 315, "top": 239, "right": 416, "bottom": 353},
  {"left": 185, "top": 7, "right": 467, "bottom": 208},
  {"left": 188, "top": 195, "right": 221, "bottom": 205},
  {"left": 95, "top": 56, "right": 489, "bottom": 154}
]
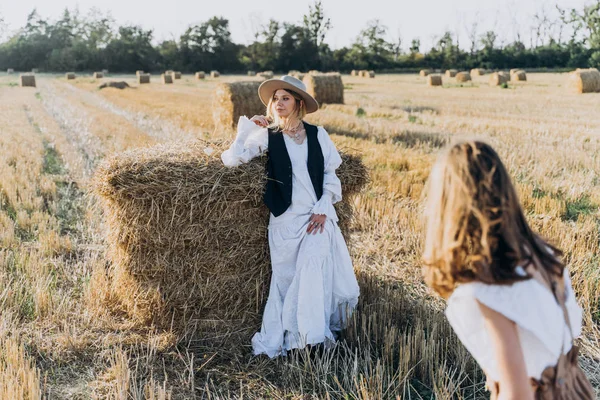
[
  {"left": 19, "top": 74, "right": 36, "bottom": 87},
  {"left": 93, "top": 72, "right": 104, "bottom": 79},
  {"left": 7, "top": 68, "right": 14, "bottom": 74},
  {"left": 303, "top": 73, "right": 344, "bottom": 105},
  {"left": 470, "top": 68, "right": 485, "bottom": 76},
  {"left": 427, "top": 74, "right": 442, "bottom": 86},
  {"left": 195, "top": 71, "right": 206, "bottom": 80},
  {"left": 138, "top": 74, "right": 151, "bottom": 84},
  {"left": 162, "top": 73, "right": 173, "bottom": 84},
  {"left": 419, "top": 69, "right": 431, "bottom": 77},
  {"left": 212, "top": 81, "right": 264, "bottom": 129},
  {"left": 456, "top": 72, "right": 472, "bottom": 82},
  {"left": 65, "top": 72, "right": 76, "bottom": 80},
  {"left": 93, "top": 141, "right": 367, "bottom": 328},
  {"left": 489, "top": 71, "right": 509, "bottom": 86},
  {"left": 309, "top": 70, "right": 321, "bottom": 75},
  {"left": 567, "top": 68, "right": 600, "bottom": 93},
  {"left": 445, "top": 69, "right": 457, "bottom": 77},
  {"left": 211, "top": 71, "right": 220, "bottom": 78},
  {"left": 511, "top": 70, "right": 527, "bottom": 81},
  {"left": 289, "top": 70, "right": 305, "bottom": 80}
]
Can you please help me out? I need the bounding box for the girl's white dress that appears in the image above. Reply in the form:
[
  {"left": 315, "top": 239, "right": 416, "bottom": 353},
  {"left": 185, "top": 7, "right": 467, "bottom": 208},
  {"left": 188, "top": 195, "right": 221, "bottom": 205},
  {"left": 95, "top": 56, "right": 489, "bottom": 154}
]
[{"left": 221, "top": 116, "right": 360, "bottom": 357}]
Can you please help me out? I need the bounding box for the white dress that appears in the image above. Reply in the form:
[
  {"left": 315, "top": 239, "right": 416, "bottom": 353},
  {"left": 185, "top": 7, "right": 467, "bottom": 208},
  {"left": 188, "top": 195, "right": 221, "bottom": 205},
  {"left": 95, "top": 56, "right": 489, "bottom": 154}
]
[
  {"left": 221, "top": 116, "right": 360, "bottom": 357},
  {"left": 445, "top": 267, "right": 583, "bottom": 381}
]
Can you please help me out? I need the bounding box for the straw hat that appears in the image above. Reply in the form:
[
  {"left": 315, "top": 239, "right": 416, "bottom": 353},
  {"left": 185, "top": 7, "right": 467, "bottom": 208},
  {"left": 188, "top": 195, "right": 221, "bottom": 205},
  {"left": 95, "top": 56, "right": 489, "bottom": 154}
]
[{"left": 258, "top": 75, "right": 319, "bottom": 114}]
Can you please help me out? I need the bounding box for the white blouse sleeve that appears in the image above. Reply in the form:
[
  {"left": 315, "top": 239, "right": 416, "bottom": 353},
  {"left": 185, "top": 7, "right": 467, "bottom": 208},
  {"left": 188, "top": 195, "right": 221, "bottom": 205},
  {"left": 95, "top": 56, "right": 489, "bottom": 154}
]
[
  {"left": 311, "top": 126, "right": 343, "bottom": 221},
  {"left": 221, "top": 116, "right": 268, "bottom": 167}
]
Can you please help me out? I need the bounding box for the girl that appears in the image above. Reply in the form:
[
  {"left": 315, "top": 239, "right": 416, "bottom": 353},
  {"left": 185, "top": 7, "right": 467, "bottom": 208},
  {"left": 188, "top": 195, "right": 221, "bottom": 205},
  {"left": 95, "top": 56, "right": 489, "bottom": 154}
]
[
  {"left": 221, "top": 75, "right": 359, "bottom": 358},
  {"left": 422, "top": 141, "right": 594, "bottom": 399}
]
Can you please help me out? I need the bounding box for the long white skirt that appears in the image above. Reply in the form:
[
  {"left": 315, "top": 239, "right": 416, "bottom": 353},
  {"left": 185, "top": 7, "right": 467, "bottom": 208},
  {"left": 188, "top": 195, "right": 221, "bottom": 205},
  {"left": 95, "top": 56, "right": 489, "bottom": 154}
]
[{"left": 251, "top": 215, "right": 359, "bottom": 357}]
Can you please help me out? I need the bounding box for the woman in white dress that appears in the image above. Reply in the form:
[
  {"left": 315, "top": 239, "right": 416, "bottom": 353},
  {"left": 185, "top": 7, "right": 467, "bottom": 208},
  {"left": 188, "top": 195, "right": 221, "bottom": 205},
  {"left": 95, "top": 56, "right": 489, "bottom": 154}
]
[
  {"left": 422, "top": 141, "right": 594, "bottom": 399},
  {"left": 221, "top": 75, "right": 359, "bottom": 358}
]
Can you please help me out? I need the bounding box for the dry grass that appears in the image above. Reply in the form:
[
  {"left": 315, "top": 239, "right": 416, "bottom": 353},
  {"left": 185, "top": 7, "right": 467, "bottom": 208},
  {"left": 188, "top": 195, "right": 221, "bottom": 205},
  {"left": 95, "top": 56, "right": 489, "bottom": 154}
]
[{"left": 0, "top": 72, "right": 598, "bottom": 398}]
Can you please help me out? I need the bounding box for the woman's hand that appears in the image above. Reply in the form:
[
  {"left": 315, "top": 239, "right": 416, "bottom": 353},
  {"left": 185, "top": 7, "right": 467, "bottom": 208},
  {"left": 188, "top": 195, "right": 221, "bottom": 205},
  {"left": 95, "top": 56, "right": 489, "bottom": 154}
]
[
  {"left": 250, "top": 115, "right": 269, "bottom": 127},
  {"left": 307, "top": 214, "right": 326, "bottom": 234}
]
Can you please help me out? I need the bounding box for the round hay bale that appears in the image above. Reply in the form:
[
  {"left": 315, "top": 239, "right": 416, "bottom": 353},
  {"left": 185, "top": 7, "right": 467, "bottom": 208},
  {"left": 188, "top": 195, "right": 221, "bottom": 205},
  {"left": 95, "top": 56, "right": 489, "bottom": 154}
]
[
  {"left": 19, "top": 74, "right": 36, "bottom": 87},
  {"left": 510, "top": 70, "right": 527, "bottom": 82},
  {"left": 350, "top": 70, "right": 357, "bottom": 76},
  {"left": 136, "top": 70, "right": 144, "bottom": 77},
  {"left": 162, "top": 73, "right": 173, "bottom": 84},
  {"left": 212, "top": 81, "right": 265, "bottom": 129},
  {"left": 427, "top": 74, "right": 442, "bottom": 86},
  {"left": 173, "top": 71, "right": 182, "bottom": 79},
  {"left": 138, "top": 73, "right": 151, "bottom": 84},
  {"left": 99, "top": 81, "right": 130, "bottom": 90},
  {"left": 445, "top": 69, "right": 457, "bottom": 77},
  {"left": 65, "top": 72, "right": 76, "bottom": 80},
  {"left": 419, "top": 69, "right": 431, "bottom": 77},
  {"left": 456, "top": 72, "right": 472, "bottom": 82},
  {"left": 92, "top": 141, "right": 368, "bottom": 330},
  {"left": 489, "top": 71, "right": 509, "bottom": 86},
  {"left": 303, "top": 72, "right": 344, "bottom": 105},
  {"left": 247, "top": 71, "right": 256, "bottom": 76},
  {"left": 93, "top": 72, "right": 104, "bottom": 79},
  {"left": 211, "top": 70, "right": 220, "bottom": 78},
  {"left": 367, "top": 70, "right": 375, "bottom": 78},
  {"left": 567, "top": 68, "right": 600, "bottom": 93},
  {"left": 7, "top": 69, "right": 14, "bottom": 74},
  {"left": 509, "top": 68, "right": 520, "bottom": 75},
  {"left": 195, "top": 71, "right": 206, "bottom": 80},
  {"left": 470, "top": 68, "right": 485, "bottom": 77}
]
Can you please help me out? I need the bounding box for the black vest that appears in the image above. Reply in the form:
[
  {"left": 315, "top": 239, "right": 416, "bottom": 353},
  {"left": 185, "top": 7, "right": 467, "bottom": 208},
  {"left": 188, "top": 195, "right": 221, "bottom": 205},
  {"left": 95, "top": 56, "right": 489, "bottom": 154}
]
[{"left": 264, "top": 122, "right": 324, "bottom": 217}]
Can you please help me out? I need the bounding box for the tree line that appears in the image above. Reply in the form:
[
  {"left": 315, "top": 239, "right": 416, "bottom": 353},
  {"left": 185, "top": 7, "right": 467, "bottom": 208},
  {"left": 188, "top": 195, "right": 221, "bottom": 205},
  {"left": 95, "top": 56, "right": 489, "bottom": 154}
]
[{"left": 0, "top": 1, "right": 599, "bottom": 73}]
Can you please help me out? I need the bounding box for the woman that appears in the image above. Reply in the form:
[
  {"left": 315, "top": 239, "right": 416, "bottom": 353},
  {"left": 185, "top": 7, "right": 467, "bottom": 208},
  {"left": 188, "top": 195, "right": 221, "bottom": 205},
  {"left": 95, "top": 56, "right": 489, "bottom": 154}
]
[
  {"left": 221, "top": 75, "right": 359, "bottom": 357},
  {"left": 422, "top": 141, "right": 594, "bottom": 399}
]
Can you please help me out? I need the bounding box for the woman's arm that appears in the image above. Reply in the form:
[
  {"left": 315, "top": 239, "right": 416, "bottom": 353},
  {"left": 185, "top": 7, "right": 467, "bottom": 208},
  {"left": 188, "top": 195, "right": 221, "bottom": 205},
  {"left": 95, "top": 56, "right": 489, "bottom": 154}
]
[
  {"left": 221, "top": 116, "right": 268, "bottom": 167},
  {"left": 477, "top": 301, "right": 535, "bottom": 400}
]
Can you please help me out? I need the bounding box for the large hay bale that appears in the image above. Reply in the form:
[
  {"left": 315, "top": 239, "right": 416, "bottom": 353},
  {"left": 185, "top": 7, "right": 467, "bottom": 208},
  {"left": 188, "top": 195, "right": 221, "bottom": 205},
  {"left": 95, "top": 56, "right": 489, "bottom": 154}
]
[
  {"left": 470, "top": 68, "right": 485, "bottom": 76},
  {"left": 93, "top": 72, "right": 104, "bottom": 79},
  {"left": 212, "top": 81, "right": 264, "bottom": 129},
  {"left": 567, "top": 68, "right": 600, "bottom": 93},
  {"left": 210, "top": 70, "right": 220, "bottom": 78},
  {"left": 303, "top": 73, "right": 344, "bottom": 105},
  {"left": 456, "top": 72, "right": 472, "bottom": 82},
  {"left": 138, "top": 74, "right": 151, "bottom": 84},
  {"left": 162, "top": 73, "right": 173, "bottom": 84},
  {"left": 427, "top": 74, "right": 442, "bottom": 86},
  {"left": 93, "top": 141, "right": 367, "bottom": 330},
  {"left": 65, "top": 72, "right": 76, "bottom": 80},
  {"left": 99, "top": 81, "right": 130, "bottom": 90},
  {"left": 419, "top": 69, "right": 431, "bottom": 77},
  {"left": 511, "top": 70, "right": 527, "bottom": 81},
  {"left": 19, "top": 74, "right": 36, "bottom": 87},
  {"left": 195, "top": 71, "right": 205, "bottom": 80},
  {"left": 489, "top": 71, "right": 509, "bottom": 86},
  {"left": 7, "top": 69, "right": 14, "bottom": 74},
  {"left": 445, "top": 69, "right": 457, "bottom": 77}
]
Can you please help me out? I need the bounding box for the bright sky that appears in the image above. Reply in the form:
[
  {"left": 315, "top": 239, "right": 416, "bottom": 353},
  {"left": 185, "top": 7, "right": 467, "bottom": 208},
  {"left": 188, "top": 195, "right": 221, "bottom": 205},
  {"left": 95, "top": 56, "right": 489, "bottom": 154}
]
[{"left": 0, "top": 0, "right": 591, "bottom": 50}]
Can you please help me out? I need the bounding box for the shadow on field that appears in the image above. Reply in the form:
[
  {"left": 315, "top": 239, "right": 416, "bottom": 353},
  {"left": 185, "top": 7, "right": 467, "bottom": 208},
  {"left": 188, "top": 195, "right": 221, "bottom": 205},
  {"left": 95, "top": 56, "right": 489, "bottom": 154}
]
[{"left": 400, "top": 105, "right": 440, "bottom": 114}]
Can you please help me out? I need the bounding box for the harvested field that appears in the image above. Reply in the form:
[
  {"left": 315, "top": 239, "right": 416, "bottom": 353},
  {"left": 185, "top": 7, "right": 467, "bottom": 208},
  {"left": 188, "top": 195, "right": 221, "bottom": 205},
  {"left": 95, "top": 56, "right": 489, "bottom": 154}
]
[{"left": 1, "top": 72, "right": 599, "bottom": 399}]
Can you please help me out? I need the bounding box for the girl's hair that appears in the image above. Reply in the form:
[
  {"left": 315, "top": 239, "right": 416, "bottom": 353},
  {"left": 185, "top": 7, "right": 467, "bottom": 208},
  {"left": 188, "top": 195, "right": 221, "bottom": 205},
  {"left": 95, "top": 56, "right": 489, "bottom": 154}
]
[
  {"left": 266, "top": 88, "right": 307, "bottom": 131},
  {"left": 422, "top": 141, "right": 563, "bottom": 298}
]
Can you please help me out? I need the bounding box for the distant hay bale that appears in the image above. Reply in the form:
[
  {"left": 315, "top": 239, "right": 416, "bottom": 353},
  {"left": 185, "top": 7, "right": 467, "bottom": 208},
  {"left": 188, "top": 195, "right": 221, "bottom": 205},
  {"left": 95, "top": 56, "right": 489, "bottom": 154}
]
[
  {"left": 213, "top": 81, "right": 264, "bottom": 129},
  {"left": 350, "top": 70, "right": 358, "bottom": 76},
  {"left": 162, "top": 73, "right": 173, "bottom": 84},
  {"left": 303, "top": 72, "right": 344, "bottom": 105},
  {"left": 427, "top": 74, "right": 442, "bottom": 86},
  {"left": 456, "top": 72, "right": 472, "bottom": 82},
  {"left": 31, "top": 68, "right": 39, "bottom": 74},
  {"left": 102, "top": 69, "right": 109, "bottom": 75},
  {"left": 489, "top": 71, "right": 509, "bottom": 86},
  {"left": 367, "top": 70, "right": 375, "bottom": 78},
  {"left": 308, "top": 70, "right": 321, "bottom": 75},
  {"left": 510, "top": 68, "right": 520, "bottom": 75},
  {"left": 470, "top": 68, "right": 485, "bottom": 76},
  {"left": 165, "top": 70, "right": 174, "bottom": 75},
  {"left": 173, "top": 71, "right": 182, "bottom": 79},
  {"left": 136, "top": 70, "right": 144, "bottom": 77},
  {"left": 7, "top": 69, "right": 14, "bottom": 74},
  {"left": 359, "top": 70, "right": 374, "bottom": 78},
  {"left": 138, "top": 74, "right": 151, "bottom": 84},
  {"left": 19, "top": 74, "right": 36, "bottom": 87},
  {"left": 567, "top": 68, "right": 600, "bottom": 93},
  {"left": 210, "top": 70, "right": 220, "bottom": 78},
  {"left": 256, "top": 71, "right": 274, "bottom": 79},
  {"left": 247, "top": 71, "right": 256, "bottom": 76},
  {"left": 92, "top": 141, "right": 368, "bottom": 329},
  {"left": 419, "top": 69, "right": 431, "bottom": 77},
  {"left": 93, "top": 72, "right": 104, "bottom": 79},
  {"left": 511, "top": 70, "right": 527, "bottom": 81},
  {"left": 65, "top": 72, "right": 76, "bottom": 80},
  {"left": 195, "top": 71, "right": 205, "bottom": 80},
  {"left": 99, "top": 81, "right": 130, "bottom": 90},
  {"left": 445, "top": 69, "right": 457, "bottom": 77}
]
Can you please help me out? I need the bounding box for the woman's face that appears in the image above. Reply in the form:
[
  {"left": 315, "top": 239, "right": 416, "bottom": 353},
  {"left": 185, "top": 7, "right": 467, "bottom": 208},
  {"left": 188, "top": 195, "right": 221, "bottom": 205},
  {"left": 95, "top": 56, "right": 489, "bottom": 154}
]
[{"left": 272, "top": 89, "right": 297, "bottom": 118}]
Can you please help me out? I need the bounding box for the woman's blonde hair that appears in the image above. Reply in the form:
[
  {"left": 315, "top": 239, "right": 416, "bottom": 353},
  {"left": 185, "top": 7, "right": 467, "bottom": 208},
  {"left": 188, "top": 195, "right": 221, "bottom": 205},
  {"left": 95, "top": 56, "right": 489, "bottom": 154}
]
[
  {"left": 266, "top": 88, "right": 307, "bottom": 131},
  {"left": 422, "top": 141, "right": 563, "bottom": 298}
]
